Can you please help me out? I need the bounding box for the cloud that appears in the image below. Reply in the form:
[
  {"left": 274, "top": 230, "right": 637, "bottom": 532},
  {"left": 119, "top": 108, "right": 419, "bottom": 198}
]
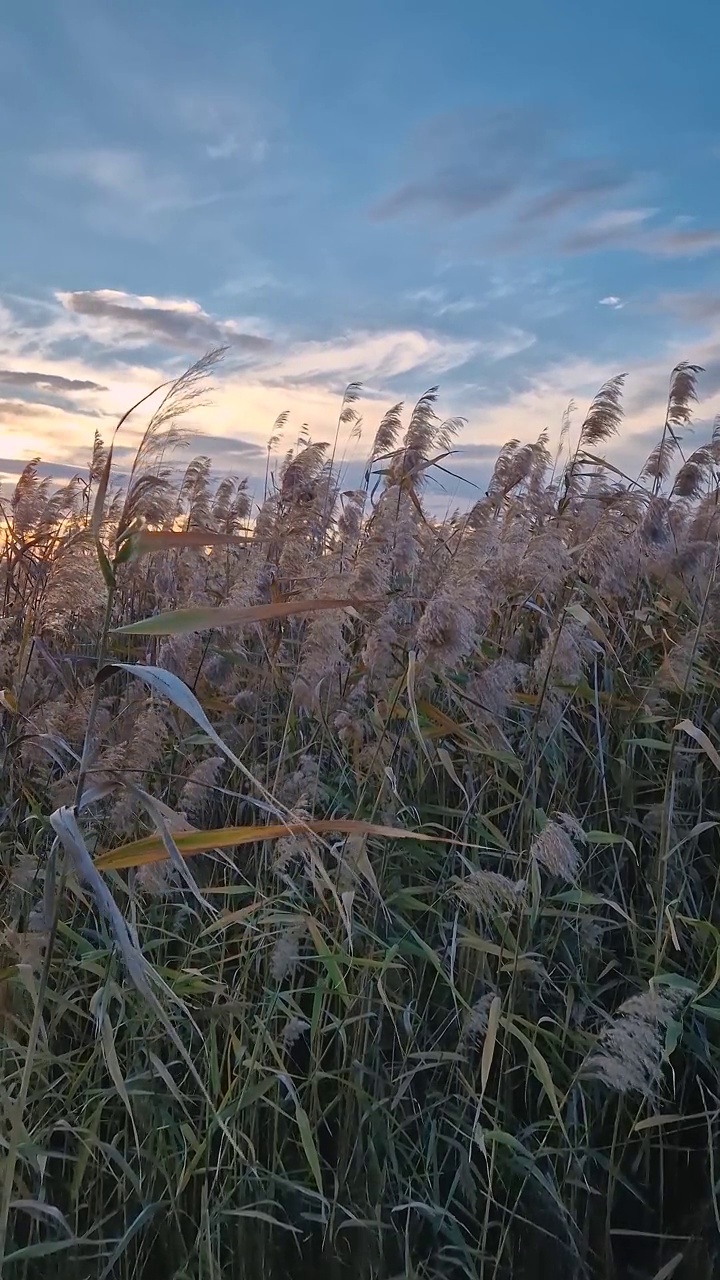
[
  {"left": 371, "top": 107, "right": 631, "bottom": 237},
  {"left": 563, "top": 209, "right": 720, "bottom": 257},
  {"left": 216, "top": 269, "right": 289, "bottom": 299},
  {"left": 374, "top": 173, "right": 511, "bottom": 221},
  {"left": 57, "top": 290, "right": 273, "bottom": 355},
  {"left": 258, "top": 329, "right": 480, "bottom": 389},
  {"left": 175, "top": 432, "right": 265, "bottom": 458},
  {"left": 599, "top": 296, "right": 625, "bottom": 309},
  {"left": 406, "top": 287, "right": 446, "bottom": 306},
  {"left": 30, "top": 147, "right": 236, "bottom": 240},
  {"left": 515, "top": 170, "right": 627, "bottom": 224},
  {"left": 0, "top": 399, "right": 57, "bottom": 421},
  {"left": 372, "top": 107, "right": 547, "bottom": 221},
  {"left": 0, "top": 369, "right": 107, "bottom": 393},
  {"left": 0, "top": 457, "right": 87, "bottom": 482},
  {"left": 455, "top": 442, "right": 505, "bottom": 461},
  {"left": 657, "top": 292, "right": 720, "bottom": 323},
  {"left": 406, "top": 287, "right": 482, "bottom": 318},
  {"left": 0, "top": 398, "right": 97, "bottom": 465},
  {"left": 170, "top": 89, "right": 272, "bottom": 165},
  {"left": 206, "top": 136, "right": 263, "bottom": 161},
  {"left": 374, "top": 108, "right": 720, "bottom": 263},
  {"left": 477, "top": 327, "right": 536, "bottom": 360},
  {"left": 652, "top": 227, "right": 720, "bottom": 256},
  {"left": 10, "top": 281, "right": 718, "bottom": 504},
  {"left": 32, "top": 148, "right": 193, "bottom": 216},
  {"left": 562, "top": 208, "right": 654, "bottom": 252}
]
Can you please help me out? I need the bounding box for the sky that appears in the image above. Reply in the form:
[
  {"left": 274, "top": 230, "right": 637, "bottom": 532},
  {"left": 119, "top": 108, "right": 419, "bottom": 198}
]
[{"left": 2, "top": 0, "right": 720, "bottom": 502}]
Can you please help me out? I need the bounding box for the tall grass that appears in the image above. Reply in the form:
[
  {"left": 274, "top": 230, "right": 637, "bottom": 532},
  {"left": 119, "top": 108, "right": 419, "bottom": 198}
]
[{"left": 1, "top": 356, "right": 720, "bottom": 1278}]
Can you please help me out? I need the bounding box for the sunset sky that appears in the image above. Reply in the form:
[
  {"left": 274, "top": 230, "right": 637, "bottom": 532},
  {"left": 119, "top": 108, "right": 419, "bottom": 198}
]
[{"left": 2, "top": 0, "right": 720, "bottom": 501}]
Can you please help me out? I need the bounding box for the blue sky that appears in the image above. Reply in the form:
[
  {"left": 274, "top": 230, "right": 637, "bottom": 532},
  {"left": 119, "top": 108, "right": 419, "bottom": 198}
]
[{"left": 2, "top": 0, "right": 720, "bottom": 496}]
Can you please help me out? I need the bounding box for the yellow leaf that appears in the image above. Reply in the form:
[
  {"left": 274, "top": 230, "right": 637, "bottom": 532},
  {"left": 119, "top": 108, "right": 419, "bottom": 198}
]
[{"left": 95, "top": 819, "right": 445, "bottom": 871}]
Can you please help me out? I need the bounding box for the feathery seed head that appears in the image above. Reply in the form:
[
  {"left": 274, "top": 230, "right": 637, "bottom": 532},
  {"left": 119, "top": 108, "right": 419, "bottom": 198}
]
[
  {"left": 454, "top": 869, "right": 525, "bottom": 924},
  {"left": 585, "top": 986, "right": 685, "bottom": 1095},
  {"left": 530, "top": 818, "right": 584, "bottom": 882}
]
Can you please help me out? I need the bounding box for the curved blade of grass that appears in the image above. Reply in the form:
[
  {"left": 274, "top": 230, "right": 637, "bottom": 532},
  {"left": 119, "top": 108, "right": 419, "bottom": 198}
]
[
  {"left": 480, "top": 995, "right": 502, "bottom": 1098},
  {"left": 112, "top": 598, "right": 364, "bottom": 636},
  {"left": 294, "top": 1102, "right": 324, "bottom": 1198},
  {"left": 95, "top": 819, "right": 444, "bottom": 871},
  {"left": 97, "top": 1203, "right": 166, "bottom": 1280},
  {"left": 130, "top": 784, "right": 215, "bottom": 915},
  {"left": 95, "top": 662, "right": 288, "bottom": 819},
  {"left": 675, "top": 717, "right": 720, "bottom": 772},
  {"left": 502, "top": 1015, "right": 567, "bottom": 1137},
  {"left": 9, "top": 1201, "right": 72, "bottom": 1237}
]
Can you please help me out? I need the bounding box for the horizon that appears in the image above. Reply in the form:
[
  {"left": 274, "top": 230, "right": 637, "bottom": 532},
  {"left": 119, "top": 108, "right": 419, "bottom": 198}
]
[{"left": 2, "top": 0, "right": 720, "bottom": 504}]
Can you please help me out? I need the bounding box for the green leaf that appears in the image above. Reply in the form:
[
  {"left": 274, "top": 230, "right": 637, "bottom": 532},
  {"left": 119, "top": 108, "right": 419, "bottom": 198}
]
[
  {"left": 480, "top": 995, "right": 502, "bottom": 1097},
  {"left": 294, "top": 1103, "right": 324, "bottom": 1198},
  {"left": 112, "top": 598, "right": 364, "bottom": 636},
  {"left": 98, "top": 1203, "right": 165, "bottom": 1280},
  {"left": 692, "top": 1003, "right": 720, "bottom": 1022},
  {"left": 502, "top": 1017, "right": 566, "bottom": 1134},
  {"left": 95, "top": 539, "right": 116, "bottom": 590}
]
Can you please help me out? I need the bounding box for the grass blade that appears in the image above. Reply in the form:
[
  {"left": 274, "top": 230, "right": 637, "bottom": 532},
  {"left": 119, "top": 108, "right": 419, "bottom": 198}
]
[
  {"left": 95, "top": 819, "right": 444, "bottom": 871},
  {"left": 112, "top": 598, "right": 365, "bottom": 636}
]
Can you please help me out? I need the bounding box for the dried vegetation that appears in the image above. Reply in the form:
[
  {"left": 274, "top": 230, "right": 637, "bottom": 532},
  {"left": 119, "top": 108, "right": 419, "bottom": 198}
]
[{"left": 2, "top": 355, "right": 720, "bottom": 1278}]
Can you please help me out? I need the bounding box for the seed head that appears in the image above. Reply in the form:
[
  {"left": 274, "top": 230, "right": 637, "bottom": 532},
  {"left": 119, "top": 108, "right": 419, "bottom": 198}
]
[
  {"left": 585, "top": 986, "right": 685, "bottom": 1095},
  {"left": 530, "top": 816, "right": 585, "bottom": 882}
]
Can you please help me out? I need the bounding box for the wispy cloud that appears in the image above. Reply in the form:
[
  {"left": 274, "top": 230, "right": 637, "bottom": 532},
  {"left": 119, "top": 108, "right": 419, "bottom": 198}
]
[
  {"left": 372, "top": 107, "right": 550, "bottom": 220},
  {"left": 599, "top": 296, "right": 625, "bottom": 309},
  {"left": 657, "top": 291, "right": 720, "bottom": 322},
  {"left": 29, "top": 146, "right": 238, "bottom": 244},
  {"left": 477, "top": 327, "right": 536, "bottom": 360},
  {"left": 172, "top": 89, "right": 271, "bottom": 164},
  {"left": 371, "top": 107, "right": 632, "bottom": 236},
  {"left": 406, "top": 287, "right": 482, "bottom": 318},
  {"left": 0, "top": 399, "right": 58, "bottom": 421},
  {"left": 0, "top": 457, "right": 86, "bottom": 482},
  {"left": 456, "top": 441, "right": 508, "bottom": 461},
  {"left": 57, "top": 290, "right": 273, "bottom": 354},
  {"left": 258, "top": 329, "right": 480, "bottom": 389},
  {"left": 515, "top": 170, "right": 628, "bottom": 223},
  {"left": 0, "top": 369, "right": 107, "bottom": 393},
  {"left": 562, "top": 208, "right": 654, "bottom": 252},
  {"left": 32, "top": 147, "right": 193, "bottom": 215},
  {"left": 563, "top": 209, "right": 720, "bottom": 257},
  {"left": 170, "top": 432, "right": 264, "bottom": 460},
  {"left": 652, "top": 226, "right": 720, "bottom": 256},
  {"left": 371, "top": 107, "right": 720, "bottom": 263}
]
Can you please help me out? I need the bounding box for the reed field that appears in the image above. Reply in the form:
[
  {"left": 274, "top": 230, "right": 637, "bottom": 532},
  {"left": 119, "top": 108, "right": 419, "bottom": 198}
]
[{"left": 2, "top": 352, "right": 720, "bottom": 1279}]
